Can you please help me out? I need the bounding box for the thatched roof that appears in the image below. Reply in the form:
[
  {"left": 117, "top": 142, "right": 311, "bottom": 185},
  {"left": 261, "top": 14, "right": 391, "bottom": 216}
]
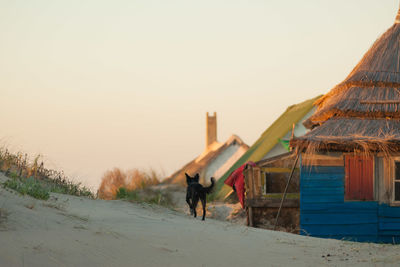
[
  {"left": 293, "top": 7, "right": 400, "bottom": 153},
  {"left": 163, "top": 135, "right": 248, "bottom": 186},
  {"left": 294, "top": 118, "right": 400, "bottom": 153}
]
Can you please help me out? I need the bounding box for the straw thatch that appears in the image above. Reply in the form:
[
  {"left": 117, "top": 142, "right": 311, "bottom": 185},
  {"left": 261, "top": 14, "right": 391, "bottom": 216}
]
[
  {"left": 293, "top": 7, "right": 400, "bottom": 154},
  {"left": 163, "top": 135, "right": 249, "bottom": 186}
]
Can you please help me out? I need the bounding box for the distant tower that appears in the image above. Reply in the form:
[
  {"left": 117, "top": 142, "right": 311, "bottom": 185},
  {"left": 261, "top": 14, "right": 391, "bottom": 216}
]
[{"left": 206, "top": 112, "right": 217, "bottom": 149}]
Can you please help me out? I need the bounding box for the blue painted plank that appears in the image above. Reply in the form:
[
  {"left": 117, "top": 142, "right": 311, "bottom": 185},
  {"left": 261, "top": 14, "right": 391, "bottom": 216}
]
[
  {"left": 301, "top": 187, "right": 343, "bottom": 193},
  {"left": 301, "top": 213, "right": 378, "bottom": 225},
  {"left": 300, "top": 180, "right": 344, "bottom": 189},
  {"left": 379, "top": 222, "right": 400, "bottom": 230},
  {"left": 379, "top": 217, "right": 400, "bottom": 223},
  {"left": 301, "top": 195, "right": 343, "bottom": 204},
  {"left": 300, "top": 224, "right": 377, "bottom": 236},
  {"left": 378, "top": 230, "right": 400, "bottom": 236},
  {"left": 301, "top": 173, "right": 344, "bottom": 181},
  {"left": 301, "top": 187, "right": 344, "bottom": 193},
  {"left": 302, "top": 171, "right": 344, "bottom": 178},
  {"left": 378, "top": 205, "right": 400, "bottom": 217},
  {"left": 301, "top": 202, "right": 378, "bottom": 211}
]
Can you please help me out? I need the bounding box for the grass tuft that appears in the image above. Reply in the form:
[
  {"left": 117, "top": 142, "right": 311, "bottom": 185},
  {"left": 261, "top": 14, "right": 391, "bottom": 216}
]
[
  {"left": 4, "top": 176, "right": 50, "bottom": 200},
  {"left": 0, "top": 147, "right": 94, "bottom": 199},
  {"left": 116, "top": 186, "right": 174, "bottom": 208},
  {"left": 98, "top": 167, "right": 162, "bottom": 200}
]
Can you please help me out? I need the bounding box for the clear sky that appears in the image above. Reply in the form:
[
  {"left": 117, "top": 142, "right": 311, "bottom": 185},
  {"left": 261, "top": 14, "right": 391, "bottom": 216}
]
[{"left": 1, "top": 0, "right": 399, "bottom": 190}]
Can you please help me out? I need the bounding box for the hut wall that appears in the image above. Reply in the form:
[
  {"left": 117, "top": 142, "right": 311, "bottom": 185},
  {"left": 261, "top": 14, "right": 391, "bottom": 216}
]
[
  {"left": 300, "top": 153, "right": 400, "bottom": 243},
  {"left": 245, "top": 153, "right": 300, "bottom": 231}
]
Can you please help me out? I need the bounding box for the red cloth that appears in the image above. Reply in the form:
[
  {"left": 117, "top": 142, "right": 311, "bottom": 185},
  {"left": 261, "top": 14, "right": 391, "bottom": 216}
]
[{"left": 224, "top": 162, "right": 256, "bottom": 208}]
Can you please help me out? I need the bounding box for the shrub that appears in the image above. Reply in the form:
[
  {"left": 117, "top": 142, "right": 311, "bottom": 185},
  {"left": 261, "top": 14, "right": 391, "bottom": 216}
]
[
  {"left": 98, "top": 168, "right": 162, "bottom": 200},
  {"left": 4, "top": 177, "right": 50, "bottom": 200},
  {"left": 115, "top": 186, "right": 174, "bottom": 208},
  {"left": 0, "top": 147, "right": 94, "bottom": 198}
]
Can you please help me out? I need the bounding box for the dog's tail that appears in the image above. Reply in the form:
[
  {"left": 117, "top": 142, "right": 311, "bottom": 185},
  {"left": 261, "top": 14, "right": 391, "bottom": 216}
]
[{"left": 203, "top": 177, "right": 215, "bottom": 194}]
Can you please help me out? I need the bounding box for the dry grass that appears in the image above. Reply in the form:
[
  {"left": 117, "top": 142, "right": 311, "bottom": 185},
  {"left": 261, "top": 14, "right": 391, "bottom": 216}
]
[
  {"left": 293, "top": 118, "right": 400, "bottom": 158},
  {"left": 299, "top": 22, "right": 400, "bottom": 152},
  {"left": 0, "top": 147, "right": 94, "bottom": 198},
  {"left": 97, "top": 168, "right": 161, "bottom": 200}
]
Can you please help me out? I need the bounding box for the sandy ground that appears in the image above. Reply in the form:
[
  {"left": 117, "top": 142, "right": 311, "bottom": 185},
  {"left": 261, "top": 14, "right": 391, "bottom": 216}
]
[{"left": 1, "top": 174, "right": 400, "bottom": 267}]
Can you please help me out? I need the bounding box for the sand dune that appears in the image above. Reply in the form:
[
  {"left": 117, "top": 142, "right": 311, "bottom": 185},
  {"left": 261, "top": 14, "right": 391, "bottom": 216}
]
[{"left": 0, "top": 173, "right": 399, "bottom": 267}]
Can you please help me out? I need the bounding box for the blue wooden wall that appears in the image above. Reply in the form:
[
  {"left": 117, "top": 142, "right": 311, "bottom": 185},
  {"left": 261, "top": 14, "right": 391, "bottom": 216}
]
[{"left": 300, "top": 165, "right": 400, "bottom": 243}]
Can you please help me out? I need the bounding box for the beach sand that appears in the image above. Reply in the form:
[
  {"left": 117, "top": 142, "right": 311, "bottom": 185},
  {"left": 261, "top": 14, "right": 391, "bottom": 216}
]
[{"left": 0, "top": 173, "right": 399, "bottom": 267}]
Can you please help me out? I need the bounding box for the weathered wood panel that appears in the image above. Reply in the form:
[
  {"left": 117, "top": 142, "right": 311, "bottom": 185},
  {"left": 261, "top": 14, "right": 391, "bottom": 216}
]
[
  {"left": 244, "top": 168, "right": 253, "bottom": 199},
  {"left": 253, "top": 166, "right": 262, "bottom": 197},
  {"left": 246, "top": 198, "right": 299, "bottom": 208},
  {"left": 302, "top": 153, "right": 344, "bottom": 167}
]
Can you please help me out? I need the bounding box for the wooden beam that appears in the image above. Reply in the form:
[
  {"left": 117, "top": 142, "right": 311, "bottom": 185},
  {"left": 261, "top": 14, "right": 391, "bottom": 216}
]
[
  {"left": 261, "top": 167, "right": 299, "bottom": 173},
  {"left": 248, "top": 207, "right": 254, "bottom": 227},
  {"left": 246, "top": 198, "right": 299, "bottom": 208},
  {"left": 302, "top": 154, "right": 344, "bottom": 166}
]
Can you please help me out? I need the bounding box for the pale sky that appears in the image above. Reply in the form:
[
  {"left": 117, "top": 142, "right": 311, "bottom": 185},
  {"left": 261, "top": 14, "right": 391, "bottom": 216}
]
[{"left": 1, "top": 0, "right": 398, "bottom": 190}]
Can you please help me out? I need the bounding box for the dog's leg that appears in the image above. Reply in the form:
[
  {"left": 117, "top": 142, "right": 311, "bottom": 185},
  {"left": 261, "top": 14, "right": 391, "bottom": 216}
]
[
  {"left": 186, "top": 193, "right": 193, "bottom": 215},
  {"left": 201, "top": 197, "right": 206, "bottom": 221},
  {"left": 192, "top": 196, "right": 199, "bottom": 218}
]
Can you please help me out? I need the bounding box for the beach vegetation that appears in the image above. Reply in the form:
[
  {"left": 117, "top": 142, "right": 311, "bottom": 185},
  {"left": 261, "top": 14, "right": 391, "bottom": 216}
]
[{"left": 0, "top": 147, "right": 94, "bottom": 199}]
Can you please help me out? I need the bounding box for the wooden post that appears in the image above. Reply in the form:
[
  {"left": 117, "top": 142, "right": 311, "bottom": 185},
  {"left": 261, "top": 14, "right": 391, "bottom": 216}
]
[
  {"left": 244, "top": 166, "right": 254, "bottom": 227},
  {"left": 248, "top": 207, "right": 254, "bottom": 227},
  {"left": 274, "top": 152, "right": 300, "bottom": 230}
]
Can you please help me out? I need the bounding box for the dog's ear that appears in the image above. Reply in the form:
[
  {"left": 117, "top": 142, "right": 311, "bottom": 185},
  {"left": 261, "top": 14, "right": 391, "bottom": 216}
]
[
  {"left": 185, "top": 173, "right": 191, "bottom": 184},
  {"left": 194, "top": 173, "right": 200, "bottom": 183}
]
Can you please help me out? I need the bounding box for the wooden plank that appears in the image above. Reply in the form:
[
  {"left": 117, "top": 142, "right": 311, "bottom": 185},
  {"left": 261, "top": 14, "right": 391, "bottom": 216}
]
[
  {"left": 301, "top": 213, "right": 378, "bottom": 225},
  {"left": 253, "top": 166, "right": 262, "bottom": 197},
  {"left": 378, "top": 203, "right": 400, "bottom": 217},
  {"left": 261, "top": 167, "right": 299, "bottom": 173},
  {"left": 378, "top": 230, "right": 400, "bottom": 236},
  {"left": 300, "top": 179, "right": 344, "bottom": 189},
  {"left": 244, "top": 168, "right": 252, "bottom": 199},
  {"left": 302, "top": 154, "right": 343, "bottom": 161},
  {"left": 262, "top": 193, "right": 300, "bottom": 199},
  {"left": 379, "top": 222, "right": 400, "bottom": 230},
  {"left": 246, "top": 198, "right": 299, "bottom": 208},
  {"left": 302, "top": 173, "right": 345, "bottom": 180},
  {"left": 301, "top": 202, "right": 378, "bottom": 213},
  {"left": 248, "top": 207, "right": 254, "bottom": 227},
  {"left": 302, "top": 154, "right": 344, "bottom": 167},
  {"left": 301, "top": 224, "right": 377, "bottom": 236},
  {"left": 300, "top": 195, "right": 344, "bottom": 204},
  {"left": 301, "top": 166, "right": 345, "bottom": 175},
  {"left": 301, "top": 187, "right": 344, "bottom": 195},
  {"left": 302, "top": 159, "right": 344, "bottom": 167}
]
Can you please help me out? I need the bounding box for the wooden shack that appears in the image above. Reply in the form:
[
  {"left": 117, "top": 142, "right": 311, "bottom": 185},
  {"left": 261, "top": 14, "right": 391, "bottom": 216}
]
[
  {"left": 244, "top": 152, "right": 300, "bottom": 232},
  {"left": 291, "top": 7, "right": 400, "bottom": 243}
]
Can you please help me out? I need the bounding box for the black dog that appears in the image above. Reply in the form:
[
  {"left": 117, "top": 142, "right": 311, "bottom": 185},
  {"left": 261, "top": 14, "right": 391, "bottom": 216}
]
[{"left": 185, "top": 173, "right": 215, "bottom": 221}]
